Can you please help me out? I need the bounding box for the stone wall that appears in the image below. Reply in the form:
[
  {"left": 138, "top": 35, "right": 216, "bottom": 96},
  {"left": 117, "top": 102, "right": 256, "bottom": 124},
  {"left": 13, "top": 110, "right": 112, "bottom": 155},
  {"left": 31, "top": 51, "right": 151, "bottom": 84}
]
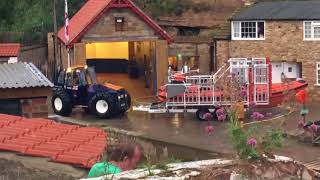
[
  {"left": 217, "top": 21, "right": 320, "bottom": 100},
  {"left": 168, "top": 42, "right": 211, "bottom": 73},
  {"left": 21, "top": 97, "right": 49, "bottom": 118},
  {"left": 216, "top": 40, "right": 230, "bottom": 69},
  {"left": 83, "top": 9, "right": 161, "bottom": 41}
]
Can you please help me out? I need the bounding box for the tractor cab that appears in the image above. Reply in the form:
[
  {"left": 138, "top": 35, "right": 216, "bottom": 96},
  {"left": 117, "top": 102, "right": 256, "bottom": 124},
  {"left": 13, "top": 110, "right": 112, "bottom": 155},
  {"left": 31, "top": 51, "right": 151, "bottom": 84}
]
[
  {"left": 55, "top": 65, "right": 96, "bottom": 105},
  {"left": 52, "top": 65, "right": 131, "bottom": 119}
]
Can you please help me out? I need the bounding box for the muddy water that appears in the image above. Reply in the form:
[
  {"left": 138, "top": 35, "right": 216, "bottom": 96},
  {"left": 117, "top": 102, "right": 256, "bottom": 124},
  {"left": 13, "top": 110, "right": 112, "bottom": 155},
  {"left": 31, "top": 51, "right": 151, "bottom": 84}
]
[
  {"left": 51, "top": 109, "right": 235, "bottom": 163},
  {"left": 51, "top": 104, "right": 320, "bottom": 165}
]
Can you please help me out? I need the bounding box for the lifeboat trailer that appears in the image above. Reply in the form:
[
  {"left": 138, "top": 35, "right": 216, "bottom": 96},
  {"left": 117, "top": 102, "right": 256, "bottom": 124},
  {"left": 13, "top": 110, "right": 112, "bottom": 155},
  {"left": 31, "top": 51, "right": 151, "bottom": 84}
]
[{"left": 133, "top": 58, "right": 308, "bottom": 120}]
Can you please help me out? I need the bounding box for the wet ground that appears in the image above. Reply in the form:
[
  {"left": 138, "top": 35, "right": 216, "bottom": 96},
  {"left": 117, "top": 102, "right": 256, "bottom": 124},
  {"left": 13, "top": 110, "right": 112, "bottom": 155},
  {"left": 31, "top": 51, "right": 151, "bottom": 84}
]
[
  {"left": 56, "top": 108, "right": 234, "bottom": 154},
  {"left": 96, "top": 73, "right": 152, "bottom": 99},
  {"left": 51, "top": 102, "right": 320, "bottom": 164}
]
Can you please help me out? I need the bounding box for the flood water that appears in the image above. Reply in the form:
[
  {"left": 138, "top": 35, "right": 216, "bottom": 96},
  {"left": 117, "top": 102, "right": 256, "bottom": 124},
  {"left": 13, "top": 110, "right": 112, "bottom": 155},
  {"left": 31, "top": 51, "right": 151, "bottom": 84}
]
[{"left": 50, "top": 104, "right": 320, "bottom": 164}]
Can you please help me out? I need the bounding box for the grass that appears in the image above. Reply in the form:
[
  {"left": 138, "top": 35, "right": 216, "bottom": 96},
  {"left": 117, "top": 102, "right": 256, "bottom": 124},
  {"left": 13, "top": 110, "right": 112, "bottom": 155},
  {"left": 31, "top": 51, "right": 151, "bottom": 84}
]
[{"left": 138, "top": 156, "right": 182, "bottom": 176}]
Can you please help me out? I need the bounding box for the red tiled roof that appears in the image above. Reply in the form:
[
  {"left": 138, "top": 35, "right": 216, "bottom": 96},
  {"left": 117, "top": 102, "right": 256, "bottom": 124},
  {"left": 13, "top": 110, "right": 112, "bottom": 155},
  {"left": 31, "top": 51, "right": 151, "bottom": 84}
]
[
  {"left": 0, "top": 114, "right": 107, "bottom": 168},
  {"left": 58, "top": 0, "right": 173, "bottom": 47},
  {"left": 0, "top": 43, "right": 20, "bottom": 57}
]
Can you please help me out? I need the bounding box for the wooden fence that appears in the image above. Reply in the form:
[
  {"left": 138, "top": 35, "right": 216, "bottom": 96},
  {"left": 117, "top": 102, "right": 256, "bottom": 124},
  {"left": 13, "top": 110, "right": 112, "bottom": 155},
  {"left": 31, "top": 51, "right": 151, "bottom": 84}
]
[{"left": 18, "top": 44, "right": 52, "bottom": 79}]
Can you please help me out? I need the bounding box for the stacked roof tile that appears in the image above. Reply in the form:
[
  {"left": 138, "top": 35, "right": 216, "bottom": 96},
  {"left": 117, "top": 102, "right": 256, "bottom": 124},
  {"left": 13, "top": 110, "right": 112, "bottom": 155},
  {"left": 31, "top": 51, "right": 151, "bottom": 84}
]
[
  {"left": 0, "top": 43, "right": 20, "bottom": 57},
  {"left": 0, "top": 114, "right": 107, "bottom": 168}
]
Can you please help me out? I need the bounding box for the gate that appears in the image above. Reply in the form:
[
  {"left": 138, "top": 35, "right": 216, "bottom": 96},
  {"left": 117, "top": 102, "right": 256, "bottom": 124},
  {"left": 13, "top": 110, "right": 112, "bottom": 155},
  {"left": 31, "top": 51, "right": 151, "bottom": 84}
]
[
  {"left": 253, "top": 63, "right": 269, "bottom": 105},
  {"left": 229, "top": 58, "right": 249, "bottom": 103}
]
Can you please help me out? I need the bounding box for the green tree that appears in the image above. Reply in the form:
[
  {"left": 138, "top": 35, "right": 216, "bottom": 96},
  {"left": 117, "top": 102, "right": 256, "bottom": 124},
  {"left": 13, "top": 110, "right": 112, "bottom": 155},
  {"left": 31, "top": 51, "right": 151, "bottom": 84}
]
[{"left": 0, "top": 0, "right": 86, "bottom": 33}]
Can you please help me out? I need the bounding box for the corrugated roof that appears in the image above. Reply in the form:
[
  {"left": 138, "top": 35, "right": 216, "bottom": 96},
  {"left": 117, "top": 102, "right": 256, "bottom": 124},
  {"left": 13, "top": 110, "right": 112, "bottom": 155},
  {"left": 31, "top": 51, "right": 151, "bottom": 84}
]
[
  {"left": 58, "top": 0, "right": 173, "bottom": 46},
  {"left": 0, "top": 62, "right": 53, "bottom": 89},
  {"left": 231, "top": 1, "right": 320, "bottom": 21},
  {"left": 0, "top": 43, "right": 20, "bottom": 57}
]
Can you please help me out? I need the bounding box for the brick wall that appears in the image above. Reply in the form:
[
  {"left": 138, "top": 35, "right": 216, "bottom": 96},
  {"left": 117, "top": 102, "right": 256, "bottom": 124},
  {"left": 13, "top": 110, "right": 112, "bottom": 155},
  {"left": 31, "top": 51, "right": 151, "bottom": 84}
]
[
  {"left": 168, "top": 42, "right": 211, "bottom": 73},
  {"left": 216, "top": 21, "right": 320, "bottom": 100},
  {"left": 83, "top": 9, "right": 160, "bottom": 40},
  {"left": 216, "top": 40, "right": 230, "bottom": 69},
  {"left": 21, "top": 97, "right": 49, "bottom": 118}
]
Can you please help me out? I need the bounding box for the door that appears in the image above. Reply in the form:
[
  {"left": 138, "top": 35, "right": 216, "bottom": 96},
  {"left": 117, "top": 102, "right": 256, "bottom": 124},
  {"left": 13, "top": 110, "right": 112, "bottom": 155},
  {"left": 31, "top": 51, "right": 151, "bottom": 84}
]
[
  {"left": 283, "top": 62, "right": 298, "bottom": 79},
  {"left": 271, "top": 62, "right": 282, "bottom": 83},
  {"left": 155, "top": 40, "right": 168, "bottom": 95}
]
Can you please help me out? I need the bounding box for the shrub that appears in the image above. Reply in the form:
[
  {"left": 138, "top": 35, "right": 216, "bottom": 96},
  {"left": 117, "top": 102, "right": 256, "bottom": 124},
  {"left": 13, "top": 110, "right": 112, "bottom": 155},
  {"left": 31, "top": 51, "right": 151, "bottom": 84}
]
[
  {"left": 227, "top": 110, "right": 284, "bottom": 160},
  {"left": 227, "top": 111, "right": 259, "bottom": 159}
]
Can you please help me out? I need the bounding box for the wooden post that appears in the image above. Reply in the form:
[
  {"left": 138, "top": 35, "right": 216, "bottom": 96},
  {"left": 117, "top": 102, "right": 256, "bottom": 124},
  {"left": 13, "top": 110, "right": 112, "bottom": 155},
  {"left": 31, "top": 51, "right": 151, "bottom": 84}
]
[
  {"left": 155, "top": 40, "right": 168, "bottom": 94},
  {"left": 53, "top": 0, "right": 59, "bottom": 77}
]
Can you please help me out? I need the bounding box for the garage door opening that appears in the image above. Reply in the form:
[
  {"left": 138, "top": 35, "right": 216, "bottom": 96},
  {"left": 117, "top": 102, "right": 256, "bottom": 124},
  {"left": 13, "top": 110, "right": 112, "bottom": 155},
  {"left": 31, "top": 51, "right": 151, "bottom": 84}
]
[
  {"left": 86, "top": 41, "right": 156, "bottom": 99},
  {"left": 86, "top": 42, "right": 129, "bottom": 73}
]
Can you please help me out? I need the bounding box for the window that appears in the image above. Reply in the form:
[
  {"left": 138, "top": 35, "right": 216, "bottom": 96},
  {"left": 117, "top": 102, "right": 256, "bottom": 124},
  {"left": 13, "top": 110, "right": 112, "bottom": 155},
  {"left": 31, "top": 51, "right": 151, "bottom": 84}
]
[
  {"left": 168, "top": 56, "right": 178, "bottom": 71},
  {"left": 115, "top": 17, "right": 124, "bottom": 32},
  {"left": 66, "top": 73, "right": 73, "bottom": 87},
  {"left": 317, "top": 62, "right": 320, "bottom": 85},
  {"left": 304, "top": 21, "right": 320, "bottom": 40},
  {"left": 178, "top": 27, "right": 200, "bottom": 36},
  {"left": 232, "top": 21, "right": 265, "bottom": 40},
  {"left": 56, "top": 71, "right": 65, "bottom": 85},
  {"left": 183, "top": 56, "right": 199, "bottom": 70}
]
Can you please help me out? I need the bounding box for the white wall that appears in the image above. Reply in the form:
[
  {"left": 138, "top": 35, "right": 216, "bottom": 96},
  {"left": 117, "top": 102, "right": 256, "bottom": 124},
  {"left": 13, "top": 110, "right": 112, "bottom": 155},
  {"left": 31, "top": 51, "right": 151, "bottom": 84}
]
[
  {"left": 271, "top": 62, "right": 300, "bottom": 83},
  {"left": 8, "top": 57, "right": 18, "bottom": 64}
]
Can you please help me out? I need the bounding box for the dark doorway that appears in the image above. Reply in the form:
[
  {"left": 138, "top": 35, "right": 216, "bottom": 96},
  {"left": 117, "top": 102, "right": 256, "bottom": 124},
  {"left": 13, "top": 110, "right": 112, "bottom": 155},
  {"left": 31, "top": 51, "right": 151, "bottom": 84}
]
[{"left": 0, "top": 99, "right": 22, "bottom": 116}]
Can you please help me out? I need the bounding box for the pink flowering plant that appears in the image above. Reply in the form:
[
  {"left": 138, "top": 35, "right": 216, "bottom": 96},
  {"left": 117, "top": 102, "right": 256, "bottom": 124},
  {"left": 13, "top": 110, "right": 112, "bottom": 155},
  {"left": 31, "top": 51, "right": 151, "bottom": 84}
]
[
  {"left": 247, "top": 137, "right": 257, "bottom": 148},
  {"left": 214, "top": 64, "right": 284, "bottom": 159},
  {"left": 203, "top": 113, "right": 215, "bottom": 136},
  {"left": 250, "top": 112, "right": 265, "bottom": 121},
  {"left": 216, "top": 108, "right": 226, "bottom": 122},
  {"left": 228, "top": 110, "right": 283, "bottom": 160}
]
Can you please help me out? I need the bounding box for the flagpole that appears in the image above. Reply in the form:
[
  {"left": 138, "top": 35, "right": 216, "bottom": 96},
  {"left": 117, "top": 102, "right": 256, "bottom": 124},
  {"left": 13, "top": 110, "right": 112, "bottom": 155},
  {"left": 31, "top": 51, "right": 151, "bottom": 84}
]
[
  {"left": 65, "top": 0, "right": 71, "bottom": 67},
  {"left": 67, "top": 48, "right": 70, "bottom": 67}
]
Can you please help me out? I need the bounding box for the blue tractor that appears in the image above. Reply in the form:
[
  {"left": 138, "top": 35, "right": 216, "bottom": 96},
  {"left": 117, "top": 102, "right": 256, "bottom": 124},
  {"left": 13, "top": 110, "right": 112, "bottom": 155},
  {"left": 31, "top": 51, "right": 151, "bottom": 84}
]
[{"left": 52, "top": 65, "right": 131, "bottom": 119}]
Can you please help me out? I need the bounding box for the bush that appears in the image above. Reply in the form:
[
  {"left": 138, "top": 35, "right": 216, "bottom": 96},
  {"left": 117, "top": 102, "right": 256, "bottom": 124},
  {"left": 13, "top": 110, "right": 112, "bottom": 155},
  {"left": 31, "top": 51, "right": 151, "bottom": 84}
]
[
  {"left": 261, "top": 128, "right": 283, "bottom": 151},
  {"left": 227, "top": 110, "right": 284, "bottom": 160},
  {"left": 227, "top": 111, "right": 260, "bottom": 160}
]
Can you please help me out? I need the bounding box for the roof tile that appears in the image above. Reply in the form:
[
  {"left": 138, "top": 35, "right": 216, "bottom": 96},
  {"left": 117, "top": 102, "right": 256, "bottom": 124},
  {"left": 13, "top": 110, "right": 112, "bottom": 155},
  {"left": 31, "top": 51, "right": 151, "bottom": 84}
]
[
  {"left": 0, "top": 43, "right": 20, "bottom": 57},
  {"left": 0, "top": 114, "right": 107, "bottom": 168},
  {"left": 232, "top": 1, "right": 320, "bottom": 21}
]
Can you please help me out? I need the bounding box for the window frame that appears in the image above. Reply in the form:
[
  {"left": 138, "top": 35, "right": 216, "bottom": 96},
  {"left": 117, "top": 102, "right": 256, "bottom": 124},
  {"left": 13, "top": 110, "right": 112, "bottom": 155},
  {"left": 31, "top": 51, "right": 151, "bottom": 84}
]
[
  {"left": 231, "top": 21, "right": 266, "bottom": 40},
  {"left": 303, "top": 21, "right": 320, "bottom": 41},
  {"left": 316, "top": 62, "right": 320, "bottom": 86}
]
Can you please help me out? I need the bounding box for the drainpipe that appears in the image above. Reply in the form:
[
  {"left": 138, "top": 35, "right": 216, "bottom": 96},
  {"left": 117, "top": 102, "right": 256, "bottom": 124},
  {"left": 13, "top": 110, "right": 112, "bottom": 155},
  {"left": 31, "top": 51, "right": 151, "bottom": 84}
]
[
  {"left": 209, "top": 41, "right": 216, "bottom": 73},
  {"left": 209, "top": 44, "right": 213, "bottom": 73}
]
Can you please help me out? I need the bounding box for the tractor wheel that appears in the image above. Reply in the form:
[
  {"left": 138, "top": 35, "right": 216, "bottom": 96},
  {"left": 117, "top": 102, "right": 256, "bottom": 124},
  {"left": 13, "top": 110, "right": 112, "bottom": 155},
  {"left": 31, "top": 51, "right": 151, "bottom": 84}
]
[
  {"left": 196, "top": 108, "right": 210, "bottom": 121},
  {"left": 89, "top": 92, "right": 114, "bottom": 119},
  {"left": 52, "top": 90, "right": 72, "bottom": 116}
]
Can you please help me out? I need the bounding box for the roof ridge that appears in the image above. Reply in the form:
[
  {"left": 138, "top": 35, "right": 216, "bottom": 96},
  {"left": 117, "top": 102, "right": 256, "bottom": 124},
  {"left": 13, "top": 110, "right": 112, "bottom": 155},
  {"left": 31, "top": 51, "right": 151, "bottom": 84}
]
[{"left": 58, "top": 0, "right": 173, "bottom": 46}]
